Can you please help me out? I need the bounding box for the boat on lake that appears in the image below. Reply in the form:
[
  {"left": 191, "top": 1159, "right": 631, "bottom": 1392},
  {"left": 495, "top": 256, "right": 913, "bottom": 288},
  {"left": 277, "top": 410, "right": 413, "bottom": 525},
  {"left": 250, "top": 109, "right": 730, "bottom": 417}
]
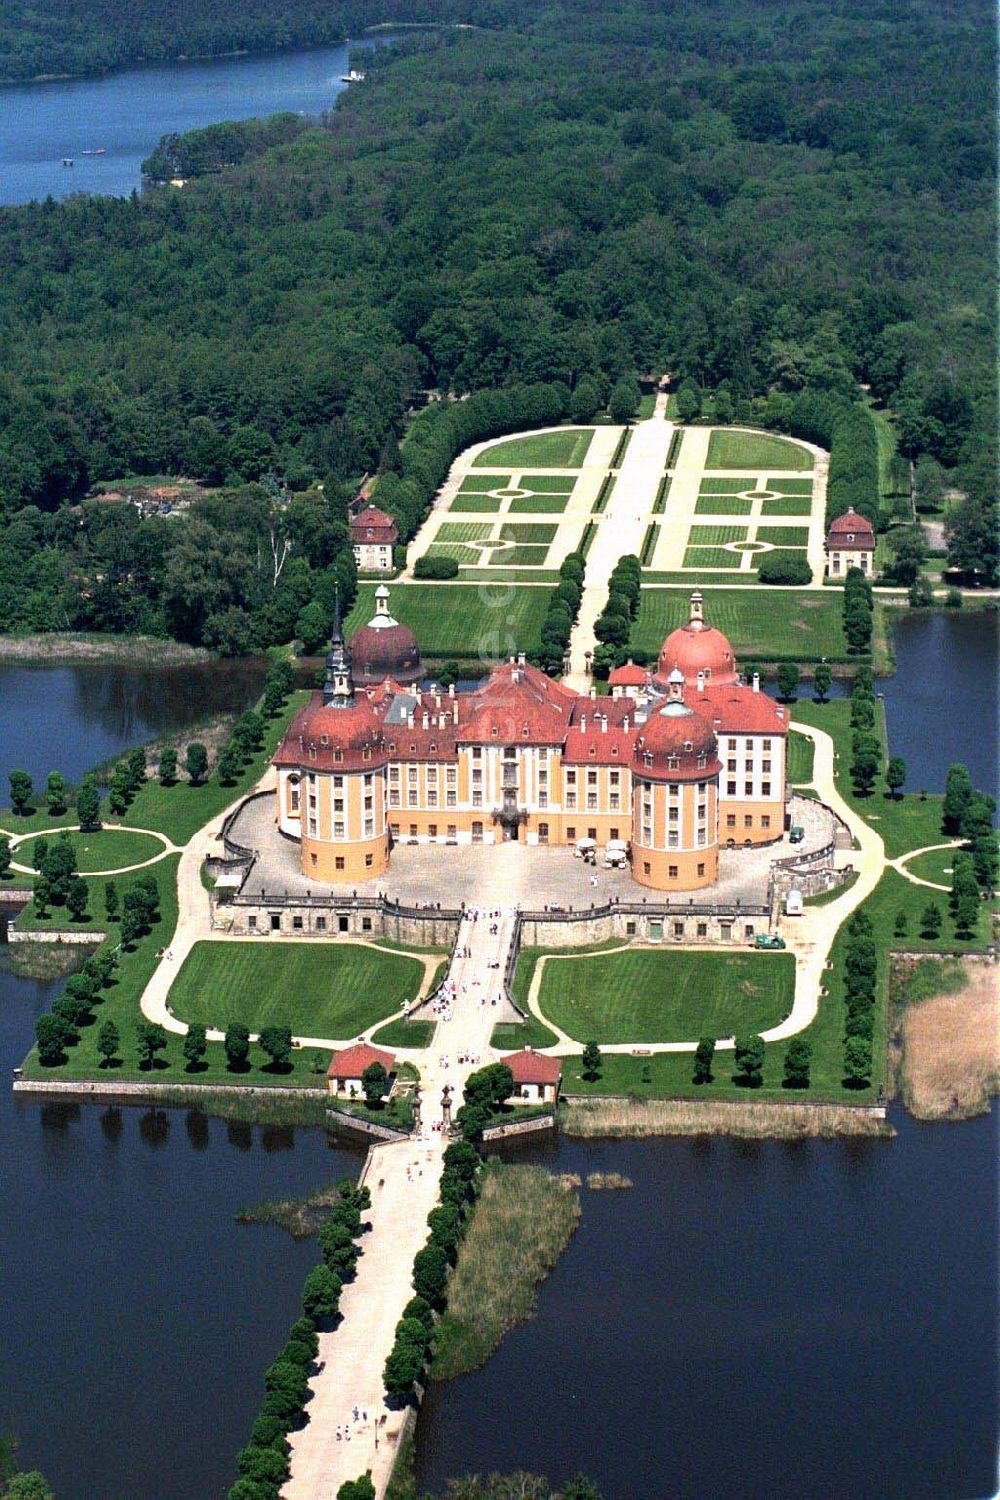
[
  {"left": 81, "top": 147, "right": 107, "bottom": 156},
  {"left": 61, "top": 157, "right": 74, "bottom": 166},
  {"left": 340, "top": 69, "right": 366, "bottom": 82}
]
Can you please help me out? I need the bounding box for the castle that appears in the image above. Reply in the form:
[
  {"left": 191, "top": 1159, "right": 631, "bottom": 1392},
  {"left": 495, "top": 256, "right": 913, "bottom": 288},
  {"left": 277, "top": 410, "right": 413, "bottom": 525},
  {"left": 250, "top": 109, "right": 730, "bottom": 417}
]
[{"left": 273, "top": 588, "right": 788, "bottom": 892}]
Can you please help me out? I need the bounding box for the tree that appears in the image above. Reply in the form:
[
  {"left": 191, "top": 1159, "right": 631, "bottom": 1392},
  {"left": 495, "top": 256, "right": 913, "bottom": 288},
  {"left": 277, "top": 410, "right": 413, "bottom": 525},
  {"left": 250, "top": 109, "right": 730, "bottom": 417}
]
[
  {"left": 35, "top": 1013, "right": 72, "bottom": 1066},
  {"left": 908, "top": 576, "right": 933, "bottom": 608},
  {"left": 119, "top": 902, "right": 145, "bottom": 949},
  {"left": 126, "top": 745, "right": 147, "bottom": 790},
  {"left": 850, "top": 747, "right": 879, "bottom": 797},
  {"left": 158, "top": 744, "right": 178, "bottom": 785},
  {"left": 885, "top": 756, "right": 906, "bottom": 800},
  {"left": 733, "top": 1034, "right": 765, "bottom": 1088},
  {"left": 570, "top": 377, "right": 601, "bottom": 424},
  {"left": 675, "top": 382, "right": 701, "bottom": 421},
  {"left": 97, "top": 1019, "right": 120, "bottom": 1068},
  {"left": 337, "top": 1477, "right": 376, "bottom": 1500},
  {"left": 776, "top": 663, "right": 800, "bottom": 701},
  {"left": 65, "top": 874, "right": 89, "bottom": 921},
  {"left": 361, "top": 1059, "right": 389, "bottom": 1105},
  {"left": 942, "top": 764, "right": 973, "bottom": 834},
  {"left": 136, "top": 1020, "right": 168, "bottom": 1070},
  {"left": 46, "top": 771, "right": 66, "bottom": 815},
  {"left": 216, "top": 743, "right": 243, "bottom": 785},
  {"left": 9, "top": 770, "right": 33, "bottom": 816},
  {"left": 32, "top": 874, "right": 51, "bottom": 918},
  {"left": 224, "top": 1022, "right": 251, "bottom": 1071},
  {"left": 913, "top": 455, "right": 943, "bottom": 513},
  {"left": 6, "top": 1474, "right": 55, "bottom": 1500},
  {"left": 0, "top": 835, "right": 11, "bottom": 879},
  {"left": 693, "top": 1037, "right": 715, "bottom": 1084},
  {"left": 959, "top": 792, "right": 996, "bottom": 843},
  {"left": 731, "top": 80, "right": 787, "bottom": 140},
  {"left": 76, "top": 774, "right": 101, "bottom": 829},
  {"left": 581, "top": 1040, "right": 602, "bottom": 1080},
  {"left": 813, "top": 663, "right": 831, "bottom": 702},
  {"left": 950, "top": 855, "right": 981, "bottom": 937},
  {"left": 919, "top": 902, "right": 942, "bottom": 939},
  {"left": 782, "top": 1037, "right": 812, "bottom": 1089},
  {"left": 320, "top": 1219, "right": 361, "bottom": 1279},
  {"left": 301, "top": 1262, "right": 342, "bottom": 1322},
  {"left": 893, "top": 911, "right": 908, "bottom": 938},
  {"left": 843, "top": 1036, "right": 872, "bottom": 1088},
  {"left": 185, "top": 742, "right": 209, "bottom": 785},
  {"left": 182, "top": 1022, "right": 208, "bottom": 1072},
  {"left": 412, "top": 1242, "right": 449, "bottom": 1308},
  {"left": 608, "top": 376, "right": 641, "bottom": 424},
  {"left": 261, "top": 1025, "right": 293, "bottom": 1073},
  {"left": 104, "top": 881, "right": 120, "bottom": 922},
  {"left": 970, "top": 834, "right": 999, "bottom": 894}
]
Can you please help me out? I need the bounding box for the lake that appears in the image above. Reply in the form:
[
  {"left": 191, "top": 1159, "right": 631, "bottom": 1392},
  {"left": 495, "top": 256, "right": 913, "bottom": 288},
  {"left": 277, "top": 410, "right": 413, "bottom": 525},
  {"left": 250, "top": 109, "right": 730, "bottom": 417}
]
[{"left": 0, "top": 37, "right": 397, "bottom": 206}]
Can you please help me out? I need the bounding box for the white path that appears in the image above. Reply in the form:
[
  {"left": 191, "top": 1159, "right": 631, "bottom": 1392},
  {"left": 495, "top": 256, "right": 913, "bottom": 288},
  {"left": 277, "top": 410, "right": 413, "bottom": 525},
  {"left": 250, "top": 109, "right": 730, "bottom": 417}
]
[
  {"left": 565, "top": 411, "right": 674, "bottom": 687},
  {"left": 889, "top": 840, "right": 963, "bottom": 892},
  {"left": 3, "top": 821, "right": 180, "bottom": 877}
]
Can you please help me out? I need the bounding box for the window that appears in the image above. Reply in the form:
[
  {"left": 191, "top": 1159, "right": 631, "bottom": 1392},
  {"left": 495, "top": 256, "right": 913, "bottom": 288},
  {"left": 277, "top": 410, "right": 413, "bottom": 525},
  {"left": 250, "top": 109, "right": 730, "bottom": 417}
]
[
  {"left": 726, "top": 814, "right": 736, "bottom": 828},
  {"left": 697, "top": 922, "right": 707, "bottom": 937},
  {"left": 744, "top": 815, "right": 753, "bottom": 828},
  {"left": 762, "top": 760, "right": 771, "bottom": 773},
  {"left": 668, "top": 831, "right": 678, "bottom": 848},
  {"left": 668, "top": 807, "right": 679, "bottom": 823},
  {"left": 409, "top": 824, "right": 417, "bottom": 838},
  {"left": 642, "top": 823, "right": 652, "bottom": 843},
  {"left": 472, "top": 821, "right": 483, "bottom": 843},
  {"left": 539, "top": 792, "right": 548, "bottom": 808},
  {"left": 427, "top": 790, "right": 437, "bottom": 807},
  {"left": 697, "top": 862, "right": 705, "bottom": 877},
  {"left": 566, "top": 769, "right": 577, "bottom": 784},
  {"left": 728, "top": 759, "right": 737, "bottom": 773},
  {"left": 763, "top": 739, "right": 771, "bottom": 751},
  {"left": 365, "top": 854, "right": 373, "bottom": 868},
  {"left": 472, "top": 769, "right": 482, "bottom": 784},
  {"left": 538, "top": 822, "right": 549, "bottom": 844},
  {"left": 292, "top": 915, "right": 303, "bottom": 930},
  {"left": 566, "top": 794, "right": 577, "bottom": 810},
  {"left": 389, "top": 766, "right": 399, "bottom": 783},
  {"left": 472, "top": 792, "right": 483, "bottom": 807},
  {"left": 316, "top": 916, "right": 326, "bottom": 931},
  {"left": 743, "top": 782, "right": 754, "bottom": 797},
  {"left": 697, "top": 754, "right": 706, "bottom": 769},
  {"left": 364, "top": 796, "right": 372, "bottom": 812},
  {"left": 389, "top": 823, "right": 399, "bottom": 838},
  {"left": 609, "top": 770, "right": 620, "bottom": 786},
  {"left": 248, "top": 914, "right": 257, "bottom": 930},
  {"left": 762, "top": 782, "right": 771, "bottom": 797},
  {"left": 673, "top": 921, "right": 684, "bottom": 938},
  {"left": 472, "top": 746, "right": 482, "bottom": 760},
  {"left": 745, "top": 739, "right": 753, "bottom": 751},
  {"left": 429, "top": 823, "right": 437, "bottom": 838},
  {"left": 333, "top": 820, "right": 345, "bottom": 839},
  {"left": 427, "top": 766, "right": 437, "bottom": 782},
  {"left": 567, "top": 826, "right": 576, "bottom": 841},
  {"left": 364, "top": 819, "right": 374, "bottom": 837},
  {"left": 288, "top": 777, "right": 300, "bottom": 813},
  {"left": 408, "top": 766, "right": 418, "bottom": 782},
  {"left": 446, "top": 792, "right": 457, "bottom": 807},
  {"left": 720, "top": 923, "right": 731, "bottom": 941},
  {"left": 587, "top": 793, "right": 598, "bottom": 810},
  {"left": 728, "top": 739, "right": 737, "bottom": 751},
  {"left": 626, "top": 921, "right": 636, "bottom": 936},
  {"left": 727, "top": 781, "right": 737, "bottom": 796},
  {"left": 669, "top": 784, "right": 679, "bottom": 797},
  {"left": 762, "top": 815, "right": 771, "bottom": 829},
  {"left": 668, "top": 864, "right": 678, "bottom": 879},
  {"left": 587, "top": 770, "right": 597, "bottom": 786},
  {"left": 697, "top": 829, "right": 706, "bottom": 846},
  {"left": 668, "top": 756, "right": 679, "bottom": 770},
  {"left": 334, "top": 797, "right": 344, "bottom": 814},
  {"left": 335, "top": 856, "right": 345, "bottom": 871},
  {"left": 446, "top": 768, "right": 457, "bottom": 785},
  {"left": 643, "top": 861, "right": 651, "bottom": 876},
  {"left": 364, "top": 773, "right": 373, "bottom": 789},
  {"left": 338, "top": 915, "right": 349, "bottom": 933},
  {"left": 447, "top": 824, "right": 457, "bottom": 840},
  {"left": 609, "top": 795, "right": 619, "bottom": 811}
]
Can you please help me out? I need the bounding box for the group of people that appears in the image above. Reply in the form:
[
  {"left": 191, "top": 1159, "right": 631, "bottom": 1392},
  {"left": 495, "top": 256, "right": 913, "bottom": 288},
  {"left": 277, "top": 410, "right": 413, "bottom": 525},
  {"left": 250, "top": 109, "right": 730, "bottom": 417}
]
[{"left": 334, "top": 1404, "right": 370, "bottom": 1444}]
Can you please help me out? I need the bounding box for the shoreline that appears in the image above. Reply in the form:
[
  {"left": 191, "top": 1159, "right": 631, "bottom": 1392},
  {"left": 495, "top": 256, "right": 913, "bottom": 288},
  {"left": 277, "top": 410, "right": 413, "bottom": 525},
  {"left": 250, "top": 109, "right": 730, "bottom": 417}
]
[{"left": 0, "top": 632, "right": 215, "bottom": 664}]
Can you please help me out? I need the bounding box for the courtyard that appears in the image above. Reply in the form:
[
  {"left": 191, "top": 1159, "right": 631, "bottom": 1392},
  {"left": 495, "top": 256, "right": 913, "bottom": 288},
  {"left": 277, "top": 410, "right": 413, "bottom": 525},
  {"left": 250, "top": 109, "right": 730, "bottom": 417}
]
[{"left": 224, "top": 790, "right": 837, "bottom": 912}]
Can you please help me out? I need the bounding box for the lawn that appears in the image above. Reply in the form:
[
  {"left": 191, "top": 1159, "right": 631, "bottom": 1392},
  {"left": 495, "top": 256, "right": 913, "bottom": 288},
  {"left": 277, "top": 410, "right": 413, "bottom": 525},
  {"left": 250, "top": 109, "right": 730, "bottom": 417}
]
[
  {"left": 768, "top": 478, "right": 814, "bottom": 495},
  {"left": 429, "top": 543, "right": 484, "bottom": 565},
  {"left": 689, "top": 525, "right": 747, "bottom": 545},
  {"left": 787, "top": 730, "right": 815, "bottom": 784},
  {"left": 486, "top": 544, "right": 552, "bottom": 566},
  {"left": 706, "top": 431, "right": 813, "bottom": 471},
  {"left": 370, "top": 1017, "right": 436, "bottom": 1048},
  {"left": 459, "top": 474, "right": 509, "bottom": 492},
  {"left": 901, "top": 846, "right": 962, "bottom": 887},
  {"left": 698, "top": 477, "right": 749, "bottom": 494},
  {"left": 761, "top": 495, "right": 812, "bottom": 517},
  {"left": 168, "top": 940, "right": 428, "bottom": 1037},
  {"left": 13, "top": 828, "right": 167, "bottom": 872},
  {"left": 437, "top": 522, "right": 494, "bottom": 542},
  {"left": 499, "top": 522, "right": 557, "bottom": 544},
  {"left": 473, "top": 429, "right": 594, "bottom": 469},
  {"left": 695, "top": 496, "right": 753, "bottom": 515},
  {"left": 506, "top": 494, "right": 570, "bottom": 514},
  {"left": 632, "top": 589, "right": 849, "bottom": 661},
  {"left": 348, "top": 583, "right": 550, "bottom": 658},
  {"left": 449, "top": 494, "right": 503, "bottom": 512},
  {"left": 757, "top": 526, "right": 811, "bottom": 547},
  {"left": 519, "top": 474, "right": 576, "bottom": 492},
  {"left": 682, "top": 548, "right": 743, "bottom": 570},
  {"left": 641, "top": 572, "right": 762, "bottom": 586},
  {"left": 536, "top": 948, "right": 795, "bottom": 1043}
]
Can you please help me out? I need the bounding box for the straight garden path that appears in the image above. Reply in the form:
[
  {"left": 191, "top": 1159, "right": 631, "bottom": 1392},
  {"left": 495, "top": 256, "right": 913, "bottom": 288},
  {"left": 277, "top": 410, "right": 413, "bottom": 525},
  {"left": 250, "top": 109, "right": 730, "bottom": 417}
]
[
  {"left": 282, "top": 904, "right": 517, "bottom": 1500},
  {"left": 565, "top": 412, "right": 674, "bottom": 687}
]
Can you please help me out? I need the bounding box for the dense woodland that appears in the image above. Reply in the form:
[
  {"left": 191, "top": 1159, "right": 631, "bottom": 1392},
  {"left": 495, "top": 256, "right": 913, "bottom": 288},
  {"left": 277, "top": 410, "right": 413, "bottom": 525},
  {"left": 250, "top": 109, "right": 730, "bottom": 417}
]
[{"left": 0, "top": 0, "right": 995, "bottom": 651}]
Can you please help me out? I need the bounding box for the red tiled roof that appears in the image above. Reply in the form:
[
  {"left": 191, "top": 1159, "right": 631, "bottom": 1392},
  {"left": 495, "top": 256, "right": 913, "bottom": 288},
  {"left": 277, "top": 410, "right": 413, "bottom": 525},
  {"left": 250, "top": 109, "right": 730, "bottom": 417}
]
[
  {"left": 273, "top": 694, "right": 388, "bottom": 771},
  {"left": 608, "top": 663, "right": 648, "bottom": 687},
  {"left": 327, "top": 1042, "right": 396, "bottom": 1079},
  {"left": 350, "top": 505, "right": 398, "bottom": 544},
  {"left": 500, "top": 1048, "right": 562, "bottom": 1085},
  {"left": 457, "top": 662, "right": 575, "bottom": 745},
  {"left": 826, "top": 508, "right": 874, "bottom": 545},
  {"left": 633, "top": 703, "right": 721, "bottom": 782},
  {"left": 562, "top": 724, "right": 634, "bottom": 764},
  {"left": 684, "top": 682, "right": 788, "bottom": 736}
]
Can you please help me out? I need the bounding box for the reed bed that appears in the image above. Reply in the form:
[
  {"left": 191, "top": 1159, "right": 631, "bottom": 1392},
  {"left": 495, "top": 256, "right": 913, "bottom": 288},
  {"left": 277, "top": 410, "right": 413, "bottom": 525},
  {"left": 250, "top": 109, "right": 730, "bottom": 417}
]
[
  {"left": 562, "top": 1099, "right": 894, "bottom": 1140},
  {"left": 893, "top": 958, "right": 998, "bottom": 1120},
  {"left": 157, "top": 1087, "right": 328, "bottom": 1128},
  {"left": 431, "top": 1163, "right": 581, "bottom": 1379},
  {"left": 236, "top": 1181, "right": 345, "bottom": 1238},
  {"left": 4, "top": 942, "right": 92, "bottom": 980},
  {"left": 586, "top": 1171, "right": 633, "bottom": 1190}
]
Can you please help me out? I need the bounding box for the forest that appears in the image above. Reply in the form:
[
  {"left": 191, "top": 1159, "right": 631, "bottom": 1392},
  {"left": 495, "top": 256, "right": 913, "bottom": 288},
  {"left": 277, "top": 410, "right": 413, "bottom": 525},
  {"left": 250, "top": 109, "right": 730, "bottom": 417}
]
[{"left": 0, "top": 0, "right": 994, "bottom": 652}]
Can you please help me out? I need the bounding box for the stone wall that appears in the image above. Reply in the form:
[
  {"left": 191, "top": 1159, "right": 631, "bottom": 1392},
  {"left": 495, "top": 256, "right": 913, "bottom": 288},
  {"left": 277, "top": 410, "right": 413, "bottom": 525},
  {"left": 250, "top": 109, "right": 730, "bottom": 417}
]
[
  {"left": 9, "top": 928, "right": 106, "bottom": 945},
  {"left": 518, "top": 905, "right": 769, "bottom": 949},
  {"left": 482, "top": 1113, "right": 555, "bottom": 1141},
  {"left": 212, "top": 897, "right": 459, "bottom": 949}
]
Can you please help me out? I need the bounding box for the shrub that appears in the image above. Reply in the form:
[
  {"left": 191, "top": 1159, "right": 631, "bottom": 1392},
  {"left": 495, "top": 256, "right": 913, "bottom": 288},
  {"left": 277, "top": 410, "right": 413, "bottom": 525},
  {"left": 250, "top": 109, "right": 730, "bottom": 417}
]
[
  {"left": 413, "top": 554, "right": 459, "bottom": 579},
  {"left": 757, "top": 554, "right": 813, "bottom": 585}
]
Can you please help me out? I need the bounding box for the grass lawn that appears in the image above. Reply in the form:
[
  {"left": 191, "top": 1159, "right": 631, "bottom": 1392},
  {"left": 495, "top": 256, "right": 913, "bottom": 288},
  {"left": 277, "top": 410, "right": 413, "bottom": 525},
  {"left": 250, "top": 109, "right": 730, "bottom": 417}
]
[
  {"left": 757, "top": 526, "right": 811, "bottom": 547},
  {"left": 488, "top": 544, "right": 551, "bottom": 566},
  {"left": 698, "top": 477, "right": 749, "bottom": 494},
  {"left": 682, "top": 548, "right": 743, "bottom": 570},
  {"left": 761, "top": 495, "right": 812, "bottom": 516},
  {"left": 536, "top": 948, "right": 795, "bottom": 1043},
  {"left": 632, "top": 589, "right": 850, "bottom": 661},
  {"left": 641, "top": 572, "right": 762, "bottom": 586},
  {"left": 429, "top": 543, "right": 483, "bottom": 566},
  {"left": 519, "top": 474, "right": 576, "bottom": 492},
  {"left": 695, "top": 496, "right": 753, "bottom": 515},
  {"left": 473, "top": 429, "right": 594, "bottom": 469},
  {"left": 456, "top": 569, "right": 559, "bottom": 585},
  {"left": 506, "top": 494, "right": 570, "bottom": 514},
  {"left": 437, "top": 522, "right": 493, "bottom": 542},
  {"left": 898, "top": 846, "right": 962, "bottom": 887},
  {"left": 499, "top": 522, "right": 557, "bottom": 544},
  {"left": 370, "top": 1017, "right": 436, "bottom": 1048},
  {"left": 449, "top": 494, "right": 503, "bottom": 512},
  {"left": 348, "top": 583, "right": 550, "bottom": 657},
  {"left": 14, "top": 828, "right": 166, "bottom": 872},
  {"left": 787, "top": 730, "right": 815, "bottom": 784},
  {"left": 706, "top": 431, "right": 813, "bottom": 471},
  {"left": 689, "top": 524, "right": 747, "bottom": 545},
  {"left": 768, "top": 478, "right": 814, "bottom": 494},
  {"left": 168, "top": 940, "right": 427, "bottom": 1037},
  {"left": 459, "top": 473, "right": 509, "bottom": 492}
]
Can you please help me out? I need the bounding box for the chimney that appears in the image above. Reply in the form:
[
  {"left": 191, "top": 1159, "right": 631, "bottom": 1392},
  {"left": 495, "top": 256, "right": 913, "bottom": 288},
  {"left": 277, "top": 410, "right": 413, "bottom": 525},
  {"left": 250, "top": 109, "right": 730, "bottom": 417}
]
[
  {"left": 601, "top": 715, "right": 608, "bottom": 733},
  {"left": 696, "top": 670, "right": 705, "bottom": 693},
  {"left": 590, "top": 686, "right": 597, "bottom": 700},
  {"left": 453, "top": 701, "right": 459, "bottom": 724},
  {"left": 422, "top": 711, "right": 429, "bottom": 729},
  {"left": 518, "top": 652, "right": 526, "bottom": 666},
  {"left": 580, "top": 715, "right": 586, "bottom": 732},
  {"left": 623, "top": 716, "right": 630, "bottom": 732},
  {"left": 448, "top": 682, "right": 455, "bottom": 697},
  {"left": 416, "top": 688, "right": 422, "bottom": 705},
  {"left": 752, "top": 673, "right": 760, "bottom": 693}
]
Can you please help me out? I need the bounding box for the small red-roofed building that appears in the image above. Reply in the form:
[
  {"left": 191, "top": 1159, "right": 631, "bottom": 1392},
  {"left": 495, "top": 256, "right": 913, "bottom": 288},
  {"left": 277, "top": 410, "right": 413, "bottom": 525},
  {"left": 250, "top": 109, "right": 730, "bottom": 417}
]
[
  {"left": 500, "top": 1047, "right": 562, "bottom": 1103},
  {"left": 327, "top": 1042, "right": 396, "bottom": 1099},
  {"left": 350, "top": 504, "right": 398, "bottom": 571},
  {"left": 825, "top": 507, "right": 875, "bottom": 579},
  {"left": 608, "top": 660, "right": 649, "bottom": 699}
]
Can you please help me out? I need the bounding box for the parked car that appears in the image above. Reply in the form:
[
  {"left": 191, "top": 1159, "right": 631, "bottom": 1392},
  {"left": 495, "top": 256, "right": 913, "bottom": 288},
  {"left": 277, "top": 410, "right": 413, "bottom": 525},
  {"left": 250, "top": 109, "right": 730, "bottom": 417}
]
[{"left": 754, "top": 933, "right": 787, "bottom": 950}]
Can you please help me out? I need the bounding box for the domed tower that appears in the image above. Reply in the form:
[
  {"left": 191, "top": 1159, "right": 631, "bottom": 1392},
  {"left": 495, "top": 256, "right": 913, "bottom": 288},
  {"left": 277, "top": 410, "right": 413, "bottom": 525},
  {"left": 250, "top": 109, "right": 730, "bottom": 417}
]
[
  {"left": 654, "top": 590, "right": 737, "bottom": 691},
  {"left": 274, "top": 596, "right": 389, "bottom": 881},
  {"left": 630, "top": 679, "right": 721, "bottom": 891},
  {"left": 349, "top": 586, "right": 422, "bottom": 686}
]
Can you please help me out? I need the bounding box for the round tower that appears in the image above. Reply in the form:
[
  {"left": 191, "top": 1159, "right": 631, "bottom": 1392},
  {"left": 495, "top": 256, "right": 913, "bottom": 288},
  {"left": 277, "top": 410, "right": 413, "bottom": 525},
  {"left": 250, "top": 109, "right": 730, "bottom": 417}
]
[{"left": 630, "top": 700, "right": 720, "bottom": 890}]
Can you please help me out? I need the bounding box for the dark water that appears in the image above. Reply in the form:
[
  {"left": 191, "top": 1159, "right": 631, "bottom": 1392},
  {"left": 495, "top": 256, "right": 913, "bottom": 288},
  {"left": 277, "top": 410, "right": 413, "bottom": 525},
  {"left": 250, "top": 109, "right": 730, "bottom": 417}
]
[
  {"left": 0, "top": 957, "right": 361, "bottom": 1498},
  {"left": 0, "top": 658, "right": 266, "bottom": 789},
  {"left": 0, "top": 37, "right": 397, "bottom": 206},
  {"left": 416, "top": 1118, "right": 1000, "bottom": 1500}
]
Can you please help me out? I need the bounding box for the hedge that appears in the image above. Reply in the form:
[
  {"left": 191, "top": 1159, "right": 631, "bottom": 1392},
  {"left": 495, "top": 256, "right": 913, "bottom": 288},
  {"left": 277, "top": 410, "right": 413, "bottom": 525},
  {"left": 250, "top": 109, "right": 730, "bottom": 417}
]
[
  {"left": 413, "top": 554, "right": 459, "bottom": 579},
  {"left": 757, "top": 554, "right": 813, "bottom": 586}
]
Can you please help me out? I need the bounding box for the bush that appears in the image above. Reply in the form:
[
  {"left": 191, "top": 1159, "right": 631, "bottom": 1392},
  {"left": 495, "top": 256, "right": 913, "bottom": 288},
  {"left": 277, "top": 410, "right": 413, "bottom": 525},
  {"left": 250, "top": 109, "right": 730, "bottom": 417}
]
[
  {"left": 413, "top": 554, "right": 459, "bottom": 579},
  {"left": 757, "top": 554, "right": 813, "bottom": 585},
  {"left": 826, "top": 405, "right": 880, "bottom": 529}
]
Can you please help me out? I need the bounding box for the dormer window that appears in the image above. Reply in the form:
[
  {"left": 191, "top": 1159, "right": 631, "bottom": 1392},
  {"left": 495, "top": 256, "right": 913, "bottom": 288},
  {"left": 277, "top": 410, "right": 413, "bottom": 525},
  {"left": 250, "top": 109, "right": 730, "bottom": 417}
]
[
  {"left": 644, "top": 752, "right": 653, "bottom": 768},
  {"left": 308, "top": 744, "right": 317, "bottom": 761},
  {"left": 697, "top": 754, "right": 706, "bottom": 768},
  {"left": 430, "top": 742, "right": 437, "bottom": 752},
  {"left": 684, "top": 740, "right": 692, "bottom": 752},
  {"left": 320, "top": 734, "right": 329, "bottom": 746},
  {"left": 334, "top": 750, "right": 344, "bottom": 763},
  {"left": 611, "top": 746, "right": 619, "bottom": 756},
  {"left": 362, "top": 747, "right": 371, "bottom": 761},
  {"left": 668, "top": 755, "right": 679, "bottom": 770},
  {"left": 588, "top": 746, "right": 596, "bottom": 757}
]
